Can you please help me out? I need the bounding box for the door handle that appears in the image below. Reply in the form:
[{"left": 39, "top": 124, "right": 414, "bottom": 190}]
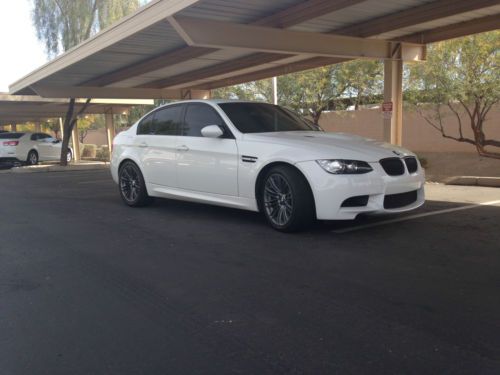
[
  {"left": 176, "top": 145, "right": 189, "bottom": 152},
  {"left": 138, "top": 142, "right": 148, "bottom": 148}
]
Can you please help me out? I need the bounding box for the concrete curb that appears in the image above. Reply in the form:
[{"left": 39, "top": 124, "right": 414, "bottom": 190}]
[
  {"left": 2, "top": 163, "right": 110, "bottom": 174},
  {"left": 444, "top": 176, "right": 500, "bottom": 188}
]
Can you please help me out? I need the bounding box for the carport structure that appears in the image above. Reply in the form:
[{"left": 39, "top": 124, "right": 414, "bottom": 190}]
[
  {"left": 0, "top": 93, "right": 153, "bottom": 161},
  {"left": 8, "top": 0, "right": 500, "bottom": 146}
]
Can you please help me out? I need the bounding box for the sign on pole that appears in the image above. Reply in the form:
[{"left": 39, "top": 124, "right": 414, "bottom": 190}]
[{"left": 382, "top": 101, "right": 393, "bottom": 119}]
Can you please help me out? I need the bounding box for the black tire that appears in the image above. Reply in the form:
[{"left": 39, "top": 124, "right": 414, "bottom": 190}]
[
  {"left": 118, "top": 161, "right": 152, "bottom": 207},
  {"left": 259, "top": 165, "right": 315, "bottom": 232},
  {"left": 27, "top": 150, "right": 38, "bottom": 165}
]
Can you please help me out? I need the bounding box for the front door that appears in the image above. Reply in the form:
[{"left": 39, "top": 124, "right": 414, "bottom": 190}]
[{"left": 176, "top": 103, "right": 238, "bottom": 196}]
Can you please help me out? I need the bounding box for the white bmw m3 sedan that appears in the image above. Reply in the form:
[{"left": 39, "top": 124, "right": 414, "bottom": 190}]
[{"left": 111, "top": 100, "right": 425, "bottom": 232}]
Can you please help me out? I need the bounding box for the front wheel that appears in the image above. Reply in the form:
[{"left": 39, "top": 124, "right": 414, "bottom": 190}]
[
  {"left": 118, "top": 161, "right": 152, "bottom": 207},
  {"left": 260, "top": 165, "right": 315, "bottom": 232}
]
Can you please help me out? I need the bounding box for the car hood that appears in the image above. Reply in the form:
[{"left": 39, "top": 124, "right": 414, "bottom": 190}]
[{"left": 242, "top": 131, "right": 415, "bottom": 162}]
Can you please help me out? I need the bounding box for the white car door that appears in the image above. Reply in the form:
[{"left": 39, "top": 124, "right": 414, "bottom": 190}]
[
  {"left": 136, "top": 105, "right": 182, "bottom": 187},
  {"left": 176, "top": 103, "right": 238, "bottom": 196}
]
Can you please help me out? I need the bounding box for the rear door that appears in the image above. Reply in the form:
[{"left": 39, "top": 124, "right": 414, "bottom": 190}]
[
  {"left": 176, "top": 103, "right": 238, "bottom": 196},
  {"left": 136, "top": 105, "right": 183, "bottom": 187},
  {"left": 32, "top": 133, "right": 52, "bottom": 160}
]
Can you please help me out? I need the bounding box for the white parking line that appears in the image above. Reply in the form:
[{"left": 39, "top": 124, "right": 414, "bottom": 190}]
[{"left": 331, "top": 199, "right": 500, "bottom": 234}]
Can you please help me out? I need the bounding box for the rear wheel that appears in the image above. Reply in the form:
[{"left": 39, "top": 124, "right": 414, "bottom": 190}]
[
  {"left": 27, "top": 150, "right": 38, "bottom": 165},
  {"left": 118, "top": 161, "right": 152, "bottom": 207},
  {"left": 260, "top": 165, "right": 315, "bottom": 232},
  {"left": 66, "top": 149, "right": 73, "bottom": 163}
]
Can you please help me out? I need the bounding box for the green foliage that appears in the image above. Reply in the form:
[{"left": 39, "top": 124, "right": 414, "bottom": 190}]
[
  {"left": 407, "top": 31, "right": 500, "bottom": 158},
  {"left": 77, "top": 114, "right": 104, "bottom": 143},
  {"left": 213, "top": 65, "right": 354, "bottom": 124},
  {"left": 32, "top": 0, "right": 140, "bottom": 56},
  {"left": 337, "top": 60, "right": 383, "bottom": 110}
]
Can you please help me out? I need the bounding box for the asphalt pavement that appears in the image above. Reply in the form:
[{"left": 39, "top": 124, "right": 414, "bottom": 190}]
[{"left": 1, "top": 170, "right": 499, "bottom": 374}]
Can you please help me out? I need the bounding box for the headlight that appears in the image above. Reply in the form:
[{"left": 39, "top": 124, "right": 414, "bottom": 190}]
[{"left": 316, "top": 159, "right": 373, "bottom": 174}]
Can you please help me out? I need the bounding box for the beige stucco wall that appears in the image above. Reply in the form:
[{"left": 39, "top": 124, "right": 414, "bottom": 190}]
[{"left": 319, "top": 105, "right": 500, "bottom": 153}]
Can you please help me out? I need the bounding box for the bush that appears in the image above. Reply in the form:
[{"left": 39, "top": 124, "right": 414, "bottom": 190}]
[
  {"left": 418, "top": 156, "right": 428, "bottom": 168},
  {"left": 96, "top": 145, "right": 110, "bottom": 161},
  {"left": 82, "top": 144, "right": 97, "bottom": 158}
]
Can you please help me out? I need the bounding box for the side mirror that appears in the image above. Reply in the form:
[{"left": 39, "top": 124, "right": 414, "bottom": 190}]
[
  {"left": 52, "top": 139, "right": 61, "bottom": 144},
  {"left": 201, "top": 125, "right": 223, "bottom": 138}
]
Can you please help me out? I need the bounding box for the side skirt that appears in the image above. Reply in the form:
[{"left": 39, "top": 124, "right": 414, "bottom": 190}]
[{"left": 147, "top": 183, "right": 259, "bottom": 212}]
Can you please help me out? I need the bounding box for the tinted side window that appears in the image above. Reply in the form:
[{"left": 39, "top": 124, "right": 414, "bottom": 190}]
[
  {"left": 30, "top": 134, "right": 39, "bottom": 141},
  {"left": 0, "top": 133, "right": 25, "bottom": 139},
  {"left": 137, "top": 113, "right": 154, "bottom": 135},
  {"left": 154, "top": 105, "right": 182, "bottom": 136},
  {"left": 182, "top": 104, "right": 225, "bottom": 137}
]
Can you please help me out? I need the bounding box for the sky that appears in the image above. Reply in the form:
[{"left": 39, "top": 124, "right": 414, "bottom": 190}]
[{"left": 0, "top": 0, "right": 49, "bottom": 92}]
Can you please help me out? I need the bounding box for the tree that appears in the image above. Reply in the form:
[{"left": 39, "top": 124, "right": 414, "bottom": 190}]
[
  {"left": 212, "top": 66, "right": 349, "bottom": 125},
  {"left": 31, "top": 0, "right": 141, "bottom": 165},
  {"left": 77, "top": 115, "right": 104, "bottom": 143},
  {"left": 337, "top": 60, "right": 383, "bottom": 110},
  {"left": 280, "top": 66, "right": 348, "bottom": 124},
  {"left": 407, "top": 31, "right": 500, "bottom": 159}
]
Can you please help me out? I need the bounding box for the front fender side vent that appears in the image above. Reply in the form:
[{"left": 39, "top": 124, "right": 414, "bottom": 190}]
[{"left": 241, "top": 155, "right": 258, "bottom": 163}]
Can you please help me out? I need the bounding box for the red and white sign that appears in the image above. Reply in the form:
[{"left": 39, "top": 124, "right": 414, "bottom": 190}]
[{"left": 382, "top": 101, "right": 393, "bottom": 119}]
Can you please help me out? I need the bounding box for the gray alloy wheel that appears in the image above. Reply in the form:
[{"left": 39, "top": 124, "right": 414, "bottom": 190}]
[
  {"left": 27, "top": 150, "right": 38, "bottom": 165},
  {"left": 66, "top": 149, "right": 72, "bottom": 163},
  {"left": 118, "top": 161, "right": 152, "bottom": 207},
  {"left": 264, "top": 173, "right": 293, "bottom": 227},
  {"left": 260, "top": 165, "right": 315, "bottom": 232}
]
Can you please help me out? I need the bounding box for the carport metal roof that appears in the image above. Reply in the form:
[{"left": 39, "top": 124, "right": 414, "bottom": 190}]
[
  {"left": 0, "top": 93, "right": 153, "bottom": 125},
  {"left": 8, "top": 0, "right": 500, "bottom": 99}
]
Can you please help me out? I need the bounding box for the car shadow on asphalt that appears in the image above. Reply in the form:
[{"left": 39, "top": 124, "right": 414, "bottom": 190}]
[{"left": 145, "top": 198, "right": 473, "bottom": 235}]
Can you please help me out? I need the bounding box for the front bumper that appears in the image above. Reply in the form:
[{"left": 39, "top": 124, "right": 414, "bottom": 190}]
[{"left": 296, "top": 160, "right": 425, "bottom": 220}]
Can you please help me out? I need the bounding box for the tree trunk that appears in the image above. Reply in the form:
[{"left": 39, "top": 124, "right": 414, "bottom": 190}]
[
  {"left": 59, "top": 98, "right": 91, "bottom": 166},
  {"left": 59, "top": 99, "right": 76, "bottom": 166},
  {"left": 312, "top": 111, "right": 322, "bottom": 125}
]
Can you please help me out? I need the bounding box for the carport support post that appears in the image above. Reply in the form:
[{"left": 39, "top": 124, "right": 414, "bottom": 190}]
[
  {"left": 11, "top": 124, "right": 17, "bottom": 132},
  {"left": 383, "top": 59, "right": 403, "bottom": 146},
  {"left": 71, "top": 121, "right": 81, "bottom": 162},
  {"left": 34, "top": 121, "right": 41, "bottom": 132},
  {"left": 105, "top": 110, "right": 115, "bottom": 161},
  {"left": 59, "top": 118, "right": 64, "bottom": 140}
]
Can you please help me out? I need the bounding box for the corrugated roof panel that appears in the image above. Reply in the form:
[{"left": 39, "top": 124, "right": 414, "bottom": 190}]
[
  {"left": 290, "top": 0, "right": 433, "bottom": 33},
  {"left": 377, "top": 4, "right": 500, "bottom": 39},
  {"left": 179, "top": 0, "right": 301, "bottom": 23}
]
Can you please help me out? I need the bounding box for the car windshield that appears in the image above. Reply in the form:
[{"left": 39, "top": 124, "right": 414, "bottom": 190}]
[{"left": 218, "top": 102, "right": 319, "bottom": 134}]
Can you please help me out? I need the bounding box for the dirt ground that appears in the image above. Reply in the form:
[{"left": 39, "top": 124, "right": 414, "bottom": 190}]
[{"left": 416, "top": 152, "right": 500, "bottom": 182}]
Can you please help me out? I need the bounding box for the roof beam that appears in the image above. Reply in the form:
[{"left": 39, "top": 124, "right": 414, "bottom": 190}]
[
  {"left": 333, "top": 0, "right": 500, "bottom": 37},
  {"left": 169, "top": 17, "right": 425, "bottom": 61},
  {"left": 136, "top": 52, "right": 287, "bottom": 89},
  {"left": 31, "top": 85, "right": 210, "bottom": 100},
  {"left": 193, "top": 57, "right": 348, "bottom": 90},
  {"left": 399, "top": 13, "right": 500, "bottom": 44},
  {"left": 134, "top": 0, "right": 366, "bottom": 89}
]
